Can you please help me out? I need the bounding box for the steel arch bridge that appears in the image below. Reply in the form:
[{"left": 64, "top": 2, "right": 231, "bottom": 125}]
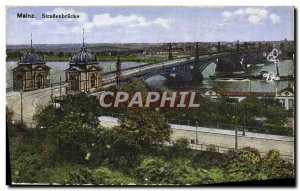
[{"left": 140, "top": 68, "right": 194, "bottom": 81}]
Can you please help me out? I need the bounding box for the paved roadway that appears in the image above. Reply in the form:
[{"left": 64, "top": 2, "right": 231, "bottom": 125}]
[
  {"left": 6, "top": 52, "right": 226, "bottom": 123},
  {"left": 6, "top": 86, "right": 66, "bottom": 125},
  {"left": 99, "top": 116, "right": 294, "bottom": 162}
]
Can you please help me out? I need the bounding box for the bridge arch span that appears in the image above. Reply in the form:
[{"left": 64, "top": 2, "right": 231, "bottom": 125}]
[{"left": 140, "top": 69, "right": 193, "bottom": 81}]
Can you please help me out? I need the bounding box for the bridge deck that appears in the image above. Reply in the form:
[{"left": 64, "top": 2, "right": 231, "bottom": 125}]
[{"left": 101, "top": 52, "right": 229, "bottom": 85}]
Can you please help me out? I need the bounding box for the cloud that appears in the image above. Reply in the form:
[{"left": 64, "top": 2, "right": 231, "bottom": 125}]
[
  {"left": 84, "top": 13, "right": 171, "bottom": 30},
  {"left": 153, "top": 18, "right": 171, "bottom": 29},
  {"left": 223, "top": 11, "right": 232, "bottom": 17},
  {"left": 270, "top": 14, "right": 281, "bottom": 24},
  {"left": 90, "top": 14, "right": 146, "bottom": 27},
  {"left": 248, "top": 14, "right": 263, "bottom": 24},
  {"left": 223, "top": 7, "right": 269, "bottom": 24},
  {"left": 15, "top": 8, "right": 172, "bottom": 36}
]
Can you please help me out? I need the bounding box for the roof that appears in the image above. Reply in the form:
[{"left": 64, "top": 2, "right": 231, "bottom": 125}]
[
  {"left": 65, "top": 66, "right": 86, "bottom": 72},
  {"left": 18, "top": 48, "right": 46, "bottom": 64},
  {"left": 70, "top": 46, "right": 97, "bottom": 64},
  {"left": 208, "top": 87, "right": 275, "bottom": 97},
  {"left": 277, "top": 86, "right": 294, "bottom": 94},
  {"left": 33, "top": 64, "right": 51, "bottom": 70},
  {"left": 11, "top": 64, "right": 31, "bottom": 71},
  {"left": 87, "top": 65, "right": 102, "bottom": 71},
  {"left": 12, "top": 64, "right": 51, "bottom": 72}
]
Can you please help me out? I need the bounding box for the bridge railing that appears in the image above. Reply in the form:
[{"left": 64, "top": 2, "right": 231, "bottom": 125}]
[
  {"left": 182, "top": 142, "right": 293, "bottom": 163},
  {"left": 102, "top": 57, "right": 178, "bottom": 75}
]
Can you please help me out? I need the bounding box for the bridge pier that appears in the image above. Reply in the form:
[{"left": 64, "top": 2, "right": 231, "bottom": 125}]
[{"left": 192, "top": 42, "right": 203, "bottom": 83}]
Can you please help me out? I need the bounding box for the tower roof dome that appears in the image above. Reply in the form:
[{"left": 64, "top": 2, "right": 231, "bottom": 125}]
[
  {"left": 19, "top": 33, "right": 45, "bottom": 64},
  {"left": 70, "top": 28, "right": 97, "bottom": 64},
  {"left": 70, "top": 46, "right": 97, "bottom": 63}
]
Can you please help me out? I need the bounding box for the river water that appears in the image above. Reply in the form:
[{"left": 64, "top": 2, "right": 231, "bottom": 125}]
[
  {"left": 6, "top": 59, "right": 294, "bottom": 93},
  {"left": 146, "top": 59, "right": 294, "bottom": 93},
  {"left": 6, "top": 61, "right": 148, "bottom": 87}
]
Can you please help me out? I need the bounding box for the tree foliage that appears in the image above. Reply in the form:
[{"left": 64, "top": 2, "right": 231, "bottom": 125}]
[
  {"left": 136, "top": 157, "right": 225, "bottom": 185},
  {"left": 224, "top": 147, "right": 294, "bottom": 182},
  {"left": 118, "top": 109, "right": 170, "bottom": 151}
]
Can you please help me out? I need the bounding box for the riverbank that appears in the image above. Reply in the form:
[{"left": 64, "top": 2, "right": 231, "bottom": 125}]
[{"left": 6, "top": 55, "right": 170, "bottom": 63}]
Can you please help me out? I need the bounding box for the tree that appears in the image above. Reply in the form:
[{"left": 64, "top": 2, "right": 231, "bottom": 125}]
[
  {"left": 118, "top": 109, "right": 170, "bottom": 152},
  {"left": 92, "top": 167, "right": 136, "bottom": 185},
  {"left": 66, "top": 168, "right": 94, "bottom": 185},
  {"left": 136, "top": 157, "right": 173, "bottom": 184},
  {"left": 169, "top": 138, "right": 191, "bottom": 158},
  {"left": 60, "top": 93, "right": 101, "bottom": 116},
  {"left": 58, "top": 51, "right": 64, "bottom": 58},
  {"left": 224, "top": 147, "right": 267, "bottom": 182},
  {"left": 89, "top": 128, "right": 141, "bottom": 173},
  {"left": 33, "top": 104, "right": 62, "bottom": 129},
  {"left": 136, "top": 157, "right": 224, "bottom": 185},
  {"left": 34, "top": 93, "right": 101, "bottom": 129},
  {"left": 224, "top": 147, "right": 294, "bottom": 182},
  {"left": 45, "top": 111, "right": 99, "bottom": 164},
  {"left": 120, "top": 78, "right": 148, "bottom": 93},
  {"left": 261, "top": 150, "right": 294, "bottom": 179}
]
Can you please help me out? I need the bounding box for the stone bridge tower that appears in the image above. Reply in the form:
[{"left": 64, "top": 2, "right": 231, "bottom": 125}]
[
  {"left": 168, "top": 43, "right": 173, "bottom": 60},
  {"left": 192, "top": 42, "right": 203, "bottom": 82},
  {"left": 217, "top": 42, "right": 221, "bottom": 53},
  {"left": 244, "top": 42, "right": 248, "bottom": 50},
  {"left": 116, "top": 56, "right": 122, "bottom": 88}
]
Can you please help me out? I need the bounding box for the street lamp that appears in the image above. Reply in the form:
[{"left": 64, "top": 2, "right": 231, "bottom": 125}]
[
  {"left": 20, "top": 90, "right": 23, "bottom": 124},
  {"left": 195, "top": 121, "right": 199, "bottom": 144},
  {"left": 59, "top": 77, "right": 62, "bottom": 99},
  {"left": 234, "top": 102, "right": 238, "bottom": 149}
]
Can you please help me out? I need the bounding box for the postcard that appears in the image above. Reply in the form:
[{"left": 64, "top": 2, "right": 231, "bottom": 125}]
[{"left": 6, "top": 6, "right": 295, "bottom": 186}]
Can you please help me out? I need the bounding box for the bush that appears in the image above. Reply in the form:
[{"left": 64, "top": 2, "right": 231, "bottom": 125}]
[
  {"left": 261, "top": 150, "right": 294, "bottom": 179},
  {"left": 92, "top": 167, "right": 136, "bottom": 185},
  {"left": 136, "top": 157, "right": 224, "bottom": 185},
  {"left": 66, "top": 168, "right": 94, "bottom": 185},
  {"left": 136, "top": 157, "right": 172, "bottom": 184},
  {"left": 224, "top": 147, "right": 266, "bottom": 182},
  {"left": 206, "top": 144, "right": 217, "bottom": 152}
]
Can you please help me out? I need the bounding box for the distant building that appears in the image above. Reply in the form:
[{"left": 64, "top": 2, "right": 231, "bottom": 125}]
[
  {"left": 12, "top": 35, "right": 50, "bottom": 91},
  {"left": 276, "top": 84, "right": 294, "bottom": 110},
  {"left": 204, "top": 84, "right": 294, "bottom": 110},
  {"left": 154, "top": 47, "right": 184, "bottom": 55},
  {"left": 65, "top": 32, "right": 102, "bottom": 93}
]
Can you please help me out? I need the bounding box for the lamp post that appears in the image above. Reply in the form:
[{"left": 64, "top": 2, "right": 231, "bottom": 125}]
[
  {"left": 234, "top": 102, "right": 238, "bottom": 149},
  {"left": 59, "top": 77, "right": 62, "bottom": 99},
  {"left": 20, "top": 91, "right": 23, "bottom": 124},
  {"left": 195, "top": 121, "right": 199, "bottom": 144}
]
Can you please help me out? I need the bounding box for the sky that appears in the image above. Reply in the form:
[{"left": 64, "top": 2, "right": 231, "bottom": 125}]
[{"left": 6, "top": 6, "right": 294, "bottom": 44}]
